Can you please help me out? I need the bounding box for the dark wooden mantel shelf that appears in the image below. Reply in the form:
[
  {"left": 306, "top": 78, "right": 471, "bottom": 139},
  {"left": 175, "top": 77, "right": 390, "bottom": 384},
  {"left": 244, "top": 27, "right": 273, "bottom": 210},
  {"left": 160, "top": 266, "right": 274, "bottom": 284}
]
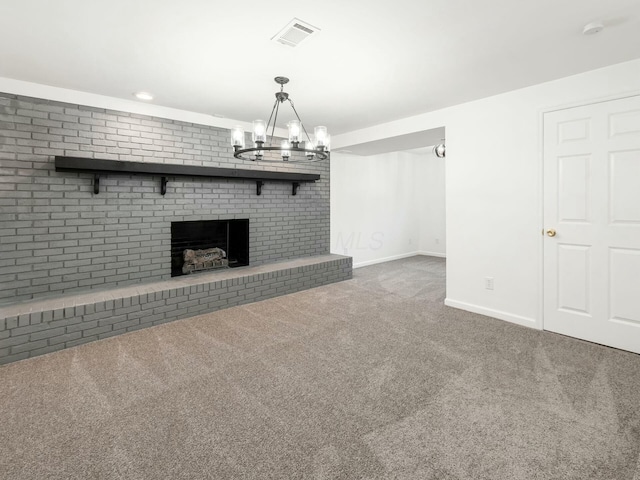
[{"left": 54, "top": 156, "right": 320, "bottom": 196}]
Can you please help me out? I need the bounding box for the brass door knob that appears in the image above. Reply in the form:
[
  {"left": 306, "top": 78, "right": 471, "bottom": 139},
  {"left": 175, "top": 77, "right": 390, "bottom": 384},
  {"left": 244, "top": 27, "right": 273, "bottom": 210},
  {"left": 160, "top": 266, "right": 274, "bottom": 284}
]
[{"left": 546, "top": 229, "right": 557, "bottom": 237}]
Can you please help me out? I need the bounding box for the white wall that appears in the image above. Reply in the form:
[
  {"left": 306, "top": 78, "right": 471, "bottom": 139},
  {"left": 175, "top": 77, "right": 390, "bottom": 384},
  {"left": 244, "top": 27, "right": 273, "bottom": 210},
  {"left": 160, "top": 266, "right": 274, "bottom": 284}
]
[
  {"left": 331, "top": 151, "right": 421, "bottom": 267},
  {"left": 333, "top": 58, "right": 640, "bottom": 329},
  {"left": 416, "top": 151, "right": 446, "bottom": 257},
  {"left": 331, "top": 148, "right": 447, "bottom": 267}
]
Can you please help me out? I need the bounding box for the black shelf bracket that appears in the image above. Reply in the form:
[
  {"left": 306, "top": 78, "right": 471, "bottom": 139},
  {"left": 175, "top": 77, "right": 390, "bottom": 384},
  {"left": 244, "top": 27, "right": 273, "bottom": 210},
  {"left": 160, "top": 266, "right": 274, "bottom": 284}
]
[
  {"left": 93, "top": 174, "right": 100, "bottom": 195},
  {"left": 256, "top": 181, "right": 264, "bottom": 196},
  {"left": 292, "top": 182, "right": 300, "bottom": 196},
  {"left": 161, "top": 176, "right": 168, "bottom": 195}
]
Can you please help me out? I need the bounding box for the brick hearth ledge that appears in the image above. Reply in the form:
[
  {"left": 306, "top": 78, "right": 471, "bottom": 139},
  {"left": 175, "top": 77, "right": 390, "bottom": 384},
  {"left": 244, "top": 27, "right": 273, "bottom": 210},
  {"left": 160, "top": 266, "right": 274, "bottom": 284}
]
[{"left": 0, "top": 254, "right": 352, "bottom": 364}]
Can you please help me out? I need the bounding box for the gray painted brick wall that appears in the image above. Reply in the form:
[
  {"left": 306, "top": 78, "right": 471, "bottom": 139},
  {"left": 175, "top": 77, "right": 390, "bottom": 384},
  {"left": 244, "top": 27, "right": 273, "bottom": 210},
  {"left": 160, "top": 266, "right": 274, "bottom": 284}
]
[{"left": 0, "top": 93, "right": 330, "bottom": 304}]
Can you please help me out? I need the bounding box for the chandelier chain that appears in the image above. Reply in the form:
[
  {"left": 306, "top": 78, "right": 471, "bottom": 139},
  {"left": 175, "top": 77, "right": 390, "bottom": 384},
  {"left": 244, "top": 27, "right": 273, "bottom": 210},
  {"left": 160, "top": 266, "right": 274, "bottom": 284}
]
[
  {"left": 270, "top": 98, "right": 281, "bottom": 143},
  {"left": 264, "top": 98, "right": 279, "bottom": 146}
]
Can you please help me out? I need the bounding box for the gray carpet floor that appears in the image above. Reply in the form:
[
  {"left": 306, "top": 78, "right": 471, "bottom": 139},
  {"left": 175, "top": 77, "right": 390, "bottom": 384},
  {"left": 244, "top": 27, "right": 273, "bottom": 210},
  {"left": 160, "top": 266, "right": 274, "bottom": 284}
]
[{"left": 1, "top": 256, "right": 640, "bottom": 479}]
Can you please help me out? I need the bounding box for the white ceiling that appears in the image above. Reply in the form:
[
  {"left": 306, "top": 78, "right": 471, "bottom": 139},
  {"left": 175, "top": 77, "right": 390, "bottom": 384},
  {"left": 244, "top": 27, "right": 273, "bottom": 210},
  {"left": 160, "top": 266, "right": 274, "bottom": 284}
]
[{"left": 1, "top": 0, "right": 639, "bottom": 135}]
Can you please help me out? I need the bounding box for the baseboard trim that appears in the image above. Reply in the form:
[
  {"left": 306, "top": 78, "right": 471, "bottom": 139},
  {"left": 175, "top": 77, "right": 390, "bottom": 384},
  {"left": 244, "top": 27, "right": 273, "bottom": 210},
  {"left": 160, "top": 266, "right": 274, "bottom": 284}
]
[
  {"left": 417, "top": 250, "right": 446, "bottom": 258},
  {"left": 353, "top": 251, "right": 421, "bottom": 268},
  {"left": 444, "top": 298, "right": 540, "bottom": 330},
  {"left": 353, "top": 251, "right": 447, "bottom": 268}
]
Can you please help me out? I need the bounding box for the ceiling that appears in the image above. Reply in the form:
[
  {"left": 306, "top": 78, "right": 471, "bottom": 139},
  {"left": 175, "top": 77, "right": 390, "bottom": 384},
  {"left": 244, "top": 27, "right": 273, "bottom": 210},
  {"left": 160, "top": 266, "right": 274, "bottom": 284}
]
[{"left": 1, "top": 0, "right": 639, "bottom": 135}]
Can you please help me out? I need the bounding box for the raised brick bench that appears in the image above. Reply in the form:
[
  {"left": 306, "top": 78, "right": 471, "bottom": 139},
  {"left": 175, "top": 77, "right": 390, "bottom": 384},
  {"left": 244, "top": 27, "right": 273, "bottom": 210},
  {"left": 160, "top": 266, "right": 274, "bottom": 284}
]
[{"left": 0, "top": 254, "right": 352, "bottom": 364}]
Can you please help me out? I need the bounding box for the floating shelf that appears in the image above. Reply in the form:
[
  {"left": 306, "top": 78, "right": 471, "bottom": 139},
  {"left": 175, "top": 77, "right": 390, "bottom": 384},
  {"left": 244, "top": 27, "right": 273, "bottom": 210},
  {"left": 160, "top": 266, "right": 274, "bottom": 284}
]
[{"left": 54, "top": 156, "right": 320, "bottom": 196}]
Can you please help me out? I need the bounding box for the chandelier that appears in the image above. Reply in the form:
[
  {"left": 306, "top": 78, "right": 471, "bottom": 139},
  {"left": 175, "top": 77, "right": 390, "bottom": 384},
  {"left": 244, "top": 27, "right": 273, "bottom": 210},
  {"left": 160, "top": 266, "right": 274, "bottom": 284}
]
[{"left": 230, "top": 77, "right": 330, "bottom": 163}]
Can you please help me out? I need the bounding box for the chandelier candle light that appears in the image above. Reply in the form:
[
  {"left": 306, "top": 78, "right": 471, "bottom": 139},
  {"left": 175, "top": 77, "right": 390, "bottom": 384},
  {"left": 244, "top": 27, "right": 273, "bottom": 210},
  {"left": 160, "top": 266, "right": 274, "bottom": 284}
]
[{"left": 231, "top": 77, "right": 330, "bottom": 163}]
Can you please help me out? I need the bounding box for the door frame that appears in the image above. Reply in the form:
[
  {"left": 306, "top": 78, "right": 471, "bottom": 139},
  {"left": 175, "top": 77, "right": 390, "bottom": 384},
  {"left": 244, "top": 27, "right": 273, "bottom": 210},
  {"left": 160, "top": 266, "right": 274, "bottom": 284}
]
[{"left": 538, "top": 90, "right": 640, "bottom": 331}]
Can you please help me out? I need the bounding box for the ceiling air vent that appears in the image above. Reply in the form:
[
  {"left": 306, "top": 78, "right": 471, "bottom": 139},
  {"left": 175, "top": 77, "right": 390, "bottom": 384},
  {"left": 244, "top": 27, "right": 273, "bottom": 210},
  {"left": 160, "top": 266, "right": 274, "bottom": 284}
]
[{"left": 272, "top": 18, "right": 320, "bottom": 47}]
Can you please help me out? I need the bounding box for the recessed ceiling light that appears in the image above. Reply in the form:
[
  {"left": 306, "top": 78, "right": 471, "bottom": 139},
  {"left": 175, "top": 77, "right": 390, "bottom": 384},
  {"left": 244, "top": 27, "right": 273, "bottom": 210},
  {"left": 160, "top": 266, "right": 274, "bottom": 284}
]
[
  {"left": 134, "top": 91, "right": 154, "bottom": 101},
  {"left": 583, "top": 21, "right": 604, "bottom": 35}
]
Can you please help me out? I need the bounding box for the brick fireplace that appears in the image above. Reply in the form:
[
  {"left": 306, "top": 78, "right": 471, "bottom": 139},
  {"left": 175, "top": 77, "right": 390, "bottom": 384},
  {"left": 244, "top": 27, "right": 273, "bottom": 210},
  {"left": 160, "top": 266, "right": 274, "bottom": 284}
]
[{"left": 0, "top": 92, "right": 352, "bottom": 364}]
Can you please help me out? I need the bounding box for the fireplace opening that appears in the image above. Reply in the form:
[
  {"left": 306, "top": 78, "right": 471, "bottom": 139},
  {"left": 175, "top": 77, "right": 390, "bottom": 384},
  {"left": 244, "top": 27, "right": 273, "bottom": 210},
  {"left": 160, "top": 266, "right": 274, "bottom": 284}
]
[{"left": 171, "top": 219, "right": 249, "bottom": 277}]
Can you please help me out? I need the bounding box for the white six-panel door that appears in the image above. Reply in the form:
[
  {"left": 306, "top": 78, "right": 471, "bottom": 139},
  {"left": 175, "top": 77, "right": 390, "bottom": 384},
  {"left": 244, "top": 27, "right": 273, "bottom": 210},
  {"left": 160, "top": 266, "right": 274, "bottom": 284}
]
[{"left": 543, "top": 95, "right": 640, "bottom": 354}]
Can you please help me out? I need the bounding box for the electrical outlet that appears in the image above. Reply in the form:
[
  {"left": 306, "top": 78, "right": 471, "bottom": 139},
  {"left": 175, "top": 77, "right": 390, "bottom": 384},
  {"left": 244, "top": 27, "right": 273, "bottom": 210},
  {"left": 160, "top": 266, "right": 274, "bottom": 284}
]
[{"left": 485, "top": 277, "right": 494, "bottom": 290}]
